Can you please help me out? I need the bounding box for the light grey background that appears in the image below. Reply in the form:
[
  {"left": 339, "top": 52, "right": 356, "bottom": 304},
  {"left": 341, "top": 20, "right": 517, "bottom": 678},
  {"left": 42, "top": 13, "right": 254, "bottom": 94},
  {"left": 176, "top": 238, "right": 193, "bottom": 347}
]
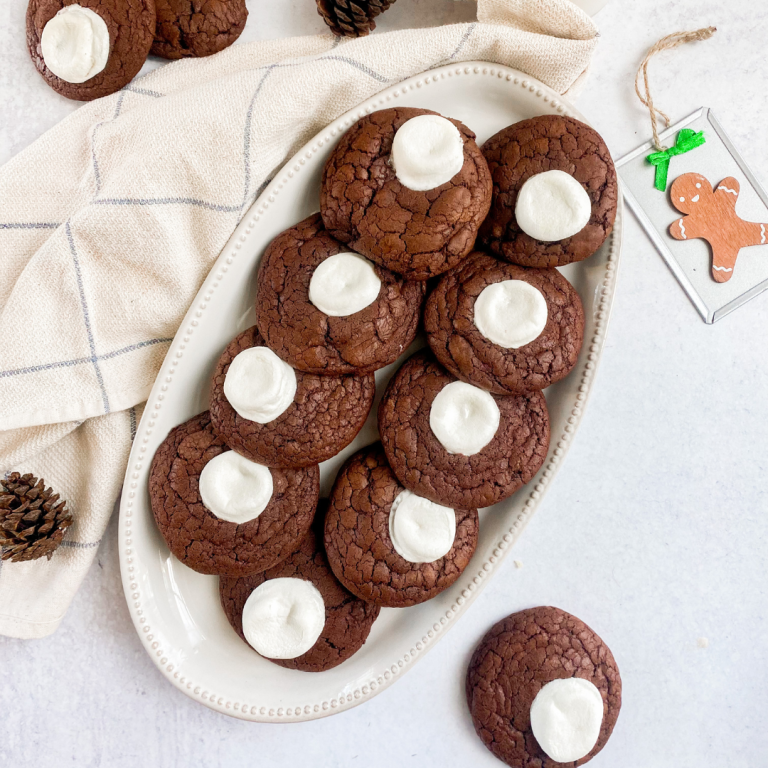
[{"left": 1, "top": 1, "right": 768, "bottom": 767}]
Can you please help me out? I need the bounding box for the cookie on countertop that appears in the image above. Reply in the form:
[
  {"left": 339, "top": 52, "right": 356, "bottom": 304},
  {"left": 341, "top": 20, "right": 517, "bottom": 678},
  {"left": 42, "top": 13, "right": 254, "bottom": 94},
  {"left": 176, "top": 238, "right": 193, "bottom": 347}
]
[
  {"left": 466, "top": 606, "right": 622, "bottom": 768},
  {"left": 425, "top": 251, "right": 584, "bottom": 395},
  {"left": 220, "top": 508, "right": 380, "bottom": 672},
  {"left": 378, "top": 351, "right": 550, "bottom": 509},
  {"left": 480, "top": 115, "right": 618, "bottom": 268},
  {"left": 149, "top": 412, "right": 319, "bottom": 577},
  {"left": 152, "top": 0, "right": 247, "bottom": 59},
  {"left": 324, "top": 444, "right": 478, "bottom": 607},
  {"left": 27, "top": 0, "right": 156, "bottom": 101},
  {"left": 210, "top": 326, "right": 375, "bottom": 468},
  {"left": 255, "top": 214, "right": 425, "bottom": 376},
  {"left": 320, "top": 108, "right": 492, "bottom": 281}
]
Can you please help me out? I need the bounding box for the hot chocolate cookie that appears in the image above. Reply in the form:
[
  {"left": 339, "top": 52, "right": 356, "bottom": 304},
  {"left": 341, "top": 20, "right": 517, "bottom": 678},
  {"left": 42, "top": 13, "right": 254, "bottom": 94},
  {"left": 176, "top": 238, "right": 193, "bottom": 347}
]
[
  {"left": 255, "top": 214, "right": 425, "bottom": 375},
  {"left": 149, "top": 412, "right": 319, "bottom": 577},
  {"left": 27, "top": 0, "right": 156, "bottom": 101},
  {"left": 425, "top": 252, "right": 584, "bottom": 395},
  {"left": 480, "top": 115, "right": 618, "bottom": 268},
  {"left": 324, "top": 445, "right": 478, "bottom": 607},
  {"left": 152, "top": 0, "right": 248, "bottom": 59},
  {"left": 466, "top": 607, "right": 622, "bottom": 768},
  {"left": 320, "top": 108, "right": 492, "bottom": 280},
  {"left": 220, "top": 512, "right": 380, "bottom": 672},
  {"left": 210, "top": 326, "right": 375, "bottom": 468},
  {"left": 378, "top": 351, "right": 550, "bottom": 509}
]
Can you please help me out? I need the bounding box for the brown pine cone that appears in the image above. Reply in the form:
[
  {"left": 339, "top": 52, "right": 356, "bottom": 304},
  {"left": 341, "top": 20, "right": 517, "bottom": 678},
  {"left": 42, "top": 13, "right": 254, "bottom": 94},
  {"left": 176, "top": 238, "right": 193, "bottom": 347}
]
[
  {"left": 0, "top": 473, "right": 72, "bottom": 563},
  {"left": 316, "top": 0, "right": 397, "bottom": 38}
]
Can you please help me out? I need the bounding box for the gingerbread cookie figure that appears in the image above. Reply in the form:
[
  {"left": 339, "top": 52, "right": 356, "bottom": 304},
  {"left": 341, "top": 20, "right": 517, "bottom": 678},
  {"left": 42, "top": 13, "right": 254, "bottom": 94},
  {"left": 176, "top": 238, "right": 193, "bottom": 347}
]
[{"left": 669, "top": 172, "right": 768, "bottom": 283}]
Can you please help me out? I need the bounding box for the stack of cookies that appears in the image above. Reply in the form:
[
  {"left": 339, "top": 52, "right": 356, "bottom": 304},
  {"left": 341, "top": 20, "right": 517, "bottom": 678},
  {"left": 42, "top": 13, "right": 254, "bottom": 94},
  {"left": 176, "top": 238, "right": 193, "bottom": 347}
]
[{"left": 149, "top": 107, "right": 617, "bottom": 673}]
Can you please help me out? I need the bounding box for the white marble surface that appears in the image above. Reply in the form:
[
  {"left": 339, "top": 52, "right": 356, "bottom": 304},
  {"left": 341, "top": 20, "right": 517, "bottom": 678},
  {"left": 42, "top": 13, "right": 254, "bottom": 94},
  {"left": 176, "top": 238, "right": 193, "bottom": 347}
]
[{"left": 2, "top": 1, "right": 768, "bottom": 766}]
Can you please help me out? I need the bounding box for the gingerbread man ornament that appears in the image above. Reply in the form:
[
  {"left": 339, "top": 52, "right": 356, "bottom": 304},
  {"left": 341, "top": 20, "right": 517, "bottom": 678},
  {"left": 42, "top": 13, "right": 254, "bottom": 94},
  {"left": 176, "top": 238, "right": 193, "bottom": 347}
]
[{"left": 669, "top": 172, "right": 768, "bottom": 283}]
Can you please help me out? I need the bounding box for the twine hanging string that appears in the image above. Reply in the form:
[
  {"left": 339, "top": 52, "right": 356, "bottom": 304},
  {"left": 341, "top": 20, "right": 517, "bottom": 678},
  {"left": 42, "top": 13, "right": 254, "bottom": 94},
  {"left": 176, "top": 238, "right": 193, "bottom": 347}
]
[
  {"left": 635, "top": 27, "right": 717, "bottom": 190},
  {"left": 635, "top": 26, "right": 717, "bottom": 152}
]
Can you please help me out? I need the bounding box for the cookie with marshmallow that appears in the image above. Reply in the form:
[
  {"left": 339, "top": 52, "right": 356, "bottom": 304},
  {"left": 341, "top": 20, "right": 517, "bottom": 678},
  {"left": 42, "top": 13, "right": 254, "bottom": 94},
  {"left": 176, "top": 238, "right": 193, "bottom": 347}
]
[
  {"left": 480, "top": 115, "right": 618, "bottom": 268},
  {"left": 378, "top": 351, "right": 549, "bottom": 509},
  {"left": 27, "top": 0, "right": 156, "bottom": 101},
  {"left": 149, "top": 412, "right": 319, "bottom": 577},
  {"left": 210, "top": 326, "right": 375, "bottom": 468},
  {"left": 255, "top": 214, "right": 425, "bottom": 376},
  {"left": 220, "top": 511, "right": 380, "bottom": 672},
  {"left": 425, "top": 252, "right": 585, "bottom": 395},
  {"left": 466, "top": 606, "right": 622, "bottom": 768},
  {"left": 324, "top": 445, "right": 478, "bottom": 607},
  {"left": 320, "top": 108, "right": 492, "bottom": 281}
]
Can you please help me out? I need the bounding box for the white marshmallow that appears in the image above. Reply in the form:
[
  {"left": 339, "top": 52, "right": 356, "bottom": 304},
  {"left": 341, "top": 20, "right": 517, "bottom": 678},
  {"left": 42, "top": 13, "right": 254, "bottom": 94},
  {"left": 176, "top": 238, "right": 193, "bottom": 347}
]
[
  {"left": 198, "top": 451, "right": 273, "bottom": 524},
  {"left": 429, "top": 381, "right": 500, "bottom": 456},
  {"left": 474, "top": 280, "right": 548, "bottom": 348},
  {"left": 223, "top": 346, "right": 296, "bottom": 424},
  {"left": 391, "top": 115, "right": 465, "bottom": 191},
  {"left": 242, "top": 578, "right": 326, "bottom": 659},
  {"left": 41, "top": 5, "right": 110, "bottom": 84},
  {"left": 515, "top": 170, "right": 592, "bottom": 242},
  {"left": 388, "top": 490, "right": 456, "bottom": 563},
  {"left": 530, "top": 677, "right": 604, "bottom": 763},
  {"left": 308, "top": 252, "right": 381, "bottom": 316}
]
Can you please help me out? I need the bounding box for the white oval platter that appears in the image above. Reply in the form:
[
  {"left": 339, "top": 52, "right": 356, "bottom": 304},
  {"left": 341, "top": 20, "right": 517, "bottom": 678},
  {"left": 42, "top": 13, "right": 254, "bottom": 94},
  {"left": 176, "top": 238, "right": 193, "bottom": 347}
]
[{"left": 118, "top": 61, "right": 623, "bottom": 722}]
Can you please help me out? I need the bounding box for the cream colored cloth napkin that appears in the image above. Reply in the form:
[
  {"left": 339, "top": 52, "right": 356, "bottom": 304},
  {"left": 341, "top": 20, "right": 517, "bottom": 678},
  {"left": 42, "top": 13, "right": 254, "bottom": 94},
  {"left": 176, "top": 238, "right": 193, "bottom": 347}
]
[{"left": 0, "top": 0, "right": 598, "bottom": 638}]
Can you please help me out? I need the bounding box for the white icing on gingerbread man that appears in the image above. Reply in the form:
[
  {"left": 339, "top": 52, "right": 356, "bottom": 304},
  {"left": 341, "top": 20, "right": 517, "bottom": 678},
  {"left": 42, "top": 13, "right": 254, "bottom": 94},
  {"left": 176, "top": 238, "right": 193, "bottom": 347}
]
[{"left": 669, "top": 172, "right": 768, "bottom": 283}]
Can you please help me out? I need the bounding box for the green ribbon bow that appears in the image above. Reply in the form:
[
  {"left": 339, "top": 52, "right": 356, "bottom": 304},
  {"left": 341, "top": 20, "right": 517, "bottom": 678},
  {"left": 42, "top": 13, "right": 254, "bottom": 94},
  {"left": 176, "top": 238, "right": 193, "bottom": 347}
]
[{"left": 646, "top": 129, "right": 706, "bottom": 191}]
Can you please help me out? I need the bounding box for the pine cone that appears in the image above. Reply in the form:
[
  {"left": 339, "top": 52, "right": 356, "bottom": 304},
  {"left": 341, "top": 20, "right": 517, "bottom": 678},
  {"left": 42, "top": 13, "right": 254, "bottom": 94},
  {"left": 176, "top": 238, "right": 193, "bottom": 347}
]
[
  {"left": 0, "top": 473, "right": 72, "bottom": 563},
  {"left": 316, "top": 0, "right": 396, "bottom": 38}
]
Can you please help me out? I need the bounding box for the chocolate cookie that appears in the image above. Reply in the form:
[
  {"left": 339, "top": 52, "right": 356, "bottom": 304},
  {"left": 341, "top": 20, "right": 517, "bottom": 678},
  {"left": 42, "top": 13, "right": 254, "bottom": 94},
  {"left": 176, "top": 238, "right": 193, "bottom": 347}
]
[
  {"left": 378, "top": 351, "right": 549, "bottom": 509},
  {"left": 466, "top": 607, "right": 622, "bottom": 768},
  {"left": 255, "top": 214, "right": 425, "bottom": 375},
  {"left": 210, "top": 326, "right": 375, "bottom": 468},
  {"left": 27, "top": 0, "right": 156, "bottom": 101},
  {"left": 425, "top": 251, "right": 585, "bottom": 395},
  {"left": 152, "top": 0, "right": 247, "bottom": 59},
  {"left": 219, "top": 511, "right": 380, "bottom": 672},
  {"left": 149, "top": 412, "right": 319, "bottom": 577},
  {"left": 324, "top": 445, "right": 478, "bottom": 607},
  {"left": 320, "top": 108, "right": 492, "bottom": 281},
  {"left": 480, "top": 116, "right": 618, "bottom": 268}
]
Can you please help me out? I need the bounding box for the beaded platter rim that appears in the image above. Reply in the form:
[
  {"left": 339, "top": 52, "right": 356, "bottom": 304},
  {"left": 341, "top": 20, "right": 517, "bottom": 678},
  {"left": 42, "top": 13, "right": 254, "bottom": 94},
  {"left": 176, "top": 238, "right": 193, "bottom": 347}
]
[{"left": 118, "top": 61, "right": 623, "bottom": 722}]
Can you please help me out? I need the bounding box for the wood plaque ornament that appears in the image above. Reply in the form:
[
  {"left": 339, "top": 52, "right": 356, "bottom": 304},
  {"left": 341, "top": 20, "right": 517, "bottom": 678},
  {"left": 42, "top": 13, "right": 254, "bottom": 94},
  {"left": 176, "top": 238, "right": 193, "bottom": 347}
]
[{"left": 669, "top": 172, "right": 768, "bottom": 283}]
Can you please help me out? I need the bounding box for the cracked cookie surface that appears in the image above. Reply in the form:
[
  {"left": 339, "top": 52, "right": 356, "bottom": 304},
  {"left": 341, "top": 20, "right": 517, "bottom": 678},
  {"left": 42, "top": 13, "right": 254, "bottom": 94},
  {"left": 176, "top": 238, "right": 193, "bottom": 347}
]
[
  {"left": 27, "top": 0, "right": 156, "bottom": 101},
  {"left": 210, "top": 326, "right": 375, "bottom": 468},
  {"left": 149, "top": 412, "right": 319, "bottom": 577},
  {"left": 378, "top": 351, "right": 550, "bottom": 509},
  {"left": 466, "top": 606, "right": 622, "bottom": 768},
  {"left": 152, "top": 0, "right": 247, "bottom": 59},
  {"left": 324, "top": 445, "right": 478, "bottom": 607},
  {"left": 220, "top": 511, "right": 380, "bottom": 672},
  {"left": 255, "top": 214, "right": 425, "bottom": 375},
  {"left": 480, "top": 116, "right": 617, "bottom": 268},
  {"left": 320, "top": 108, "right": 492, "bottom": 281},
  {"left": 425, "top": 252, "right": 584, "bottom": 395}
]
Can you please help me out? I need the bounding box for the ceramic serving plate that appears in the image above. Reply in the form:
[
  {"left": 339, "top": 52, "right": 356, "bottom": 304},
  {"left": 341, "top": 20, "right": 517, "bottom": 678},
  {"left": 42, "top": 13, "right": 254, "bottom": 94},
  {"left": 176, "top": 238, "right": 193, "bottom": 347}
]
[{"left": 118, "top": 61, "right": 623, "bottom": 722}]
